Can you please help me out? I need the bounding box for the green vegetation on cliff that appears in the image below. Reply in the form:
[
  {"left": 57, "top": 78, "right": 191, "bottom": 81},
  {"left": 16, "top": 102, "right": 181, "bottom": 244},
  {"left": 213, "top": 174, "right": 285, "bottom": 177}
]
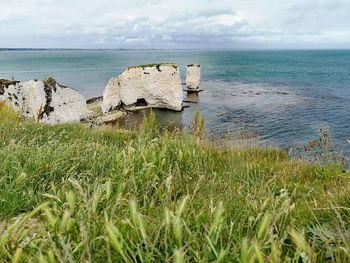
[
  {"left": 1, "top": 102, "right": 350, "bottom": 262},
  {"left": 127, "top": 63, "right": 178, "bottom": 70}
]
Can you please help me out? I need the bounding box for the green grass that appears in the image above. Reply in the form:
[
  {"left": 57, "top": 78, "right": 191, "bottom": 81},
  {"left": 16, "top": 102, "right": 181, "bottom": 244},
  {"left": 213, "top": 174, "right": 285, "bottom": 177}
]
[{"left": 1, "top": 103, "right": 350, "bottom": 262}]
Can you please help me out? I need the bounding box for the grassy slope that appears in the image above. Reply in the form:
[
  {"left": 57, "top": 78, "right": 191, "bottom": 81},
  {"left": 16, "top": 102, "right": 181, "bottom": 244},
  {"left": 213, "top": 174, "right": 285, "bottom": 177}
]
[{"left": 0, "top": 102, "right": 350, "bottom": 262}]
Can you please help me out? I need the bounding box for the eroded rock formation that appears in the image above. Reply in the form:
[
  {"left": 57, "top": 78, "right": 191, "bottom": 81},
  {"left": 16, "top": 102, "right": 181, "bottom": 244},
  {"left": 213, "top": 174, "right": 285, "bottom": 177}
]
[
  {"left": 186, "top": 64, "right": 201, "bottom": 90},
  {"left": 0, "top": 77, "right": 90, "bottom": 123},
  {"left": 101, "top": 77, "right": 121, "bottom": 113},
  {"left": 101, "top": 63, "right": 183, "bottom": 113}
]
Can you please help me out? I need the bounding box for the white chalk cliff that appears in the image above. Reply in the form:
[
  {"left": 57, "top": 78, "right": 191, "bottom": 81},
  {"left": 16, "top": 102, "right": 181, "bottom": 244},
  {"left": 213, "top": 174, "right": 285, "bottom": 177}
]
[
  {"left": 101, "top": 64, "right": 183, "bottom": 113},
  {"left": 101, "top": 77, "right": 121, "bottom": 113},
  {"left": 186, "top": 64, "right": 201, "bottom": 90},
  {"left": 0, "top": 77, "right": 90, "bottom": 123}
]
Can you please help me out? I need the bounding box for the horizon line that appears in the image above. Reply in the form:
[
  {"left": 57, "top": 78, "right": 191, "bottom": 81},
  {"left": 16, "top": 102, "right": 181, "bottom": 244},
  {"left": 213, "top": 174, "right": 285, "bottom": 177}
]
[{"left": 1, "top": 47, "right": 350, "bottom": 52}]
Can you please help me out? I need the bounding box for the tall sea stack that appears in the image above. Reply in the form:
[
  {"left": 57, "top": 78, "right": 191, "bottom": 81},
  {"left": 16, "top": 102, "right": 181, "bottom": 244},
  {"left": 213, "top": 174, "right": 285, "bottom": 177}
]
[{"left": 186, "top": 64, "right": 201, "bottom": 91}]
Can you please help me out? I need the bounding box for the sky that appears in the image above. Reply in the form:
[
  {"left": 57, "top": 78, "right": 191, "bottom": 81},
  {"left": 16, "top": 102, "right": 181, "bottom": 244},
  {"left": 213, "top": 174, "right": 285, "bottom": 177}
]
[{"left": 1, "top": 0, "right": 350, "bottom": 49}]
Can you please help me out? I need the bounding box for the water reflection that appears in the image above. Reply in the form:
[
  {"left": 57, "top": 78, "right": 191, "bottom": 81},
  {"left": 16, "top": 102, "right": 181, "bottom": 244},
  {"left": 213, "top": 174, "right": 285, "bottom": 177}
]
[
  {"left": 114, "top": 108, "right": 183, "bottom": 132},
  {"left": 184, "top": 92, "right": 199, "bottom": 103}
]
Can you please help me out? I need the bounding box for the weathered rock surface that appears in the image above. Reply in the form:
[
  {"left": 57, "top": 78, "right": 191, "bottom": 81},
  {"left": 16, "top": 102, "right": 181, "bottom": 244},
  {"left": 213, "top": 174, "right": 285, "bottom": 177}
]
[
  {"left": 0, "top": 77, "right": 90, "bottom": 123},
  {"left": 94, "top": 111, "right": 127, "bottom": 125},
  {"left": 101, "top": 63, "right": 183, "bottom": 113},
  {"left": 101, "top": 77, "right": 121, "bottom": 113},
  {"left": 186, "top": 64, "right": 201, "bottom": 90}
]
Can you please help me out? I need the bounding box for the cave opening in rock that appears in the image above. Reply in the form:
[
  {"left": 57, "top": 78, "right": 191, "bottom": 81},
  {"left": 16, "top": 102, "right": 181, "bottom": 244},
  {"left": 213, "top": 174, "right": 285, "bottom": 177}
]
[{"left": 136, "top": 98, "right": 148, "bottom": 106}]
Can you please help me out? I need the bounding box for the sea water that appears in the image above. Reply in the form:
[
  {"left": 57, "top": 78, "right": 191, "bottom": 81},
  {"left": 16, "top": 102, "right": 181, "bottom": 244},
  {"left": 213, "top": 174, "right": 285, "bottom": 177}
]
[{"left": 1, "top": 50, "right": 350, "bottom": 154}]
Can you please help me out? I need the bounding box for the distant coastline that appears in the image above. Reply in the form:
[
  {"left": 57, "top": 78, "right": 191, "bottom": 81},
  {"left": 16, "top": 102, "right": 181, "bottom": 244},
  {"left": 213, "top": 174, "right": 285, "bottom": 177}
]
[
  {"left": 2, "top": 48, "right": 350, "bottom": 52},
  {"left": 0, "top": 48, "right": 83, "bottom": 51},
  {"left": 0, "top": 48, "right": 178, "bottom": 51}
]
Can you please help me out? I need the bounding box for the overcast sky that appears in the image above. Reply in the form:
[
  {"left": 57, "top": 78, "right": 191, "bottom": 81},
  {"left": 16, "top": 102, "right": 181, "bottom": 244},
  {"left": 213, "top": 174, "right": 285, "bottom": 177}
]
[{"left": 1, "top": 0, "right": 350, "bottom": 49}]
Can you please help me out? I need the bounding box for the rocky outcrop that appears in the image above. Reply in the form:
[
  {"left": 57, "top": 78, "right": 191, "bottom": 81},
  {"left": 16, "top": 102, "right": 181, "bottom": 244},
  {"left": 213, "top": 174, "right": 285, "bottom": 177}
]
[
  {"left": 0, "top": 77, "right": 90, "bottom": 123},
  {"left": 101, "top": 63, "right": 183, "bottom": 113},
  {"left": 186, "top": 64, "right": 201, "bottom": 90},
  {"left": 101, "top": 77, "right": 121, "bottom": 113}
]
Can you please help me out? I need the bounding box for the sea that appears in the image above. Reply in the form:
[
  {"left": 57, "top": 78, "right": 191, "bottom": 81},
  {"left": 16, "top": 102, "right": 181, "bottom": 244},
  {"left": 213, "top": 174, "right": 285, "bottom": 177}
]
[{"left": 1, "top": 50, "right": 350, "bottom": 155}]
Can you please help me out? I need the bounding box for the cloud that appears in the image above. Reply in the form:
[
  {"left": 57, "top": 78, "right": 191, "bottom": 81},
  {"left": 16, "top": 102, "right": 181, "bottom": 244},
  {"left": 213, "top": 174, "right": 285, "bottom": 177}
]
[
  {"left": 289, "top": 0, "right": 349, "bottom": 12},
  {"left": 0, "top": 0, "right": 349, "bottom": 48},
  {"left": 286, "top": 0, "right": 350, "bottom": 26}
]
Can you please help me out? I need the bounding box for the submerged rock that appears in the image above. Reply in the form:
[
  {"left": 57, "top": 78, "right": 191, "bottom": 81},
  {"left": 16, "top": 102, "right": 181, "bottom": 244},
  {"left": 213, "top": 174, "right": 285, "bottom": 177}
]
[
  {"left": 101, "top": 63, "right": 183, "bottom": 113},
  {"left": 186, "top": 64, "right": 201, "bottom": 90},
  {"left": 0, "top": 77, "right": 90, "bottom": 123},
  {"left": 94, "top": 110, "right": 127, "bottom": 125}
]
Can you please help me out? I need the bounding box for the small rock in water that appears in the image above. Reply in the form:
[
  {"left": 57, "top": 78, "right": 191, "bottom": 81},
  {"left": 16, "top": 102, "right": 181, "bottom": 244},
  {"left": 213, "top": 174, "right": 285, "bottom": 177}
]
[{"left": 186, "top": 64, "right": 201, "bottom": 91}]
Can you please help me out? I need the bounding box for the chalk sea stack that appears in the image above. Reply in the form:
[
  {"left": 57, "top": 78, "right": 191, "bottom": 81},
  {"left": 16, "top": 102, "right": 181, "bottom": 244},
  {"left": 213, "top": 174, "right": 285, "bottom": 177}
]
[
  {"left": 102, "top": 63, "right": 183, "bottom": 113},
  {"left": 0, "top": 77, "right": 90, "bottom": 123},
  {"left": 186, "top": 64, "right": 201, "bottom": 90}
]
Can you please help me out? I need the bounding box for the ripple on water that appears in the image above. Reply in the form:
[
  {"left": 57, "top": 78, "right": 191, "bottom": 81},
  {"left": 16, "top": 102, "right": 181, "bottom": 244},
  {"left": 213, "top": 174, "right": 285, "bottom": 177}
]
[
  {"left": 181, "top": 80, "right": 350, "bottom": 155},
  {"left": 200, "top": 81, "right": 305, "bottom": 113}
]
